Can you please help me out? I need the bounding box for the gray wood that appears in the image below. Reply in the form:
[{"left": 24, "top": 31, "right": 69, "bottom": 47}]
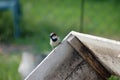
[
  {"left": 44, "top": 50, "right": 103, "bottom": 80},
  {"left": 71, "top": 31, "right": 120, "bottom": 77},
  {"left": 25, "top": 40, "right": 74, "bottom": 80},
  {"left": 25, "top": 31, "right": 120, "bottom": 80},
  {"left": 67, "top": 35, "right": 111, "bottom": 79},
  {"left": 44, "top": 50, "right": 83, "bottom": 80}
]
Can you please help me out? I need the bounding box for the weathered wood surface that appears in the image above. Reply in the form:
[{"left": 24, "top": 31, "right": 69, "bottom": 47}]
[
  {"left": 25, "top": 40, "right": 74, "bottom": 80},
  {"left": 67, "top": 35, "right": 111, "bottom": 79},
  {"left": 25, "top": 35, "right": 104, "bottom": 80},
  {"left": 44, "top": 50, "right": 103, "bottom": 80},
  {"left": 71, "top": 31, "right": 120, "bottom": 76},
  {"left": 25, "top": 31, "right": 120, "bottom": 80}
]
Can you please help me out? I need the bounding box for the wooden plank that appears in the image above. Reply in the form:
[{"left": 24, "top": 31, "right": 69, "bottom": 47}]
[
  {"left": 25, "top": 40, "right": 77, "bottom": 80},
  {"left": 65, "top": 61, "right": 103, "bottom": 80},
  {"left": 44, "top": 50, "right": 84, "bottom": 80},
  {"left": 25, "top": 34, "right": 104, "bottom": 80},
  {"left": 70, "top": 31, "right": 120, "bottom": 76},
  {"left": 44, "top": 46, "right": 103, "bottom": 80},
  {"left": 67, "top": 35, "right": 111, "bottom": 79}
]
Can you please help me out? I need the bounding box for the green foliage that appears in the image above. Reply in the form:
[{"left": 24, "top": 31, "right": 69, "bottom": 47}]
[
  {"left": 0, "top": 0, "right": 120, "bottom": 51},
  {"left": 84, "top": 0, "right": 120, "bottom": 37},
  {"left": 108, "top": 75, "right": 120, "bottom": 80},
  {"left": 19, "top": 0, "right": 120, "bottom": 52},
  {"left": 0, "top": 11, "right": 14, "bottom": 41},
  {"left": 12, "top": 0, "right": 81, "bottom": 52},
  {"left": 0, "top": 53, "right": 21, "bottom": 80},
  {"left": 20, "top": 0, "right": 80, "bottom": 36}
]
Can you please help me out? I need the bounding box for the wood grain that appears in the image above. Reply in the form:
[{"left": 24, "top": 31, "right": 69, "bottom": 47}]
[{"left": 67, "top": 35, "right": 111, "bottom": 80}]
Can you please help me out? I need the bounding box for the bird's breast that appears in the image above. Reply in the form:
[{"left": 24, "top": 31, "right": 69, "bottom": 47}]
[{"left": 50, "top": 38, "right": 60, "bottom": 47}]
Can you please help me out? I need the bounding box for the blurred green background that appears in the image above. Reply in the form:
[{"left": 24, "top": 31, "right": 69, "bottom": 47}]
[{"left": 0, "top": 0, "right": 120, "bottom": 80}]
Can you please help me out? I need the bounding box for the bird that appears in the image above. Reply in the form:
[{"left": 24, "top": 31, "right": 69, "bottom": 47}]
[{"left": 50, "top": 32, "right": 61, "bottom": 49}]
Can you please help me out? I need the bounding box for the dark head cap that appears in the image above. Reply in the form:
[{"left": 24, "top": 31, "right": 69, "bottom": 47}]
[{"left": 50, "top": 32, "right": 56, "bottom": 37}]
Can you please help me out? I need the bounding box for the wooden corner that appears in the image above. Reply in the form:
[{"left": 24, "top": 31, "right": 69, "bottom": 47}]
[{"left": 67, "top": 35, "right": 111, "bottom": 79}]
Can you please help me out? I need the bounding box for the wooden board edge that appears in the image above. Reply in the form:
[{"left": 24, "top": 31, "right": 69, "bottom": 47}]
[{"left": 67, "top": 35, "right": 111, "bottom": 80}]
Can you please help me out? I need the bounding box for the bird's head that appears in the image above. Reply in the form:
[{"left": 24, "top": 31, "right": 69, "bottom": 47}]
[
  {"left": 50, "top": 32, "right": 57, "bottom": 38},
  {"left": 50, "top": 32, "right": 59, "bottom": 42}
]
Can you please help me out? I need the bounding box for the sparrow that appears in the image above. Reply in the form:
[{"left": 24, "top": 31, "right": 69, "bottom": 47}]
[{"left": 50, "top": 32, "right": 61, "bottom": 49}]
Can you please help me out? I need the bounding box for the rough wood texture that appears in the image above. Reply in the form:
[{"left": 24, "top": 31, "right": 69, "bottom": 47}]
[
  {"left": 44, "top": 50, "right": 103, "bottom": 80},
  {"left": 70, "top": 31, "right": 120, "bottom": 77},
  {"left": 25, "top": 38, "right": 104, "bottom": 80},
  {"left": 25, "top": 40, "right": 74, "bottom": 80},
  {"left": 44, "top": 50, "right": 83, "bottom": 80},
  {"left": 66, "top": 61, "right": 103, "bottom": 80},
  {"left": 67, "top": 35, "right": 111, "bottom": 79},
  {"left": 25, "top": 31, "right": 120, "bottom": 80}
]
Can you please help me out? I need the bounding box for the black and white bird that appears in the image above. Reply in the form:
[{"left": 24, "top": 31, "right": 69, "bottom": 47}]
[{"left": 50, "top": 32, "right": 61, "bottom": 49}]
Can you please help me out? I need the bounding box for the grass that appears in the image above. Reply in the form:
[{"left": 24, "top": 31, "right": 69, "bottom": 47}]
[
  {"left": 0, "top": 53, "right": 21, "bottom": 80},
  {"left": 15, "top": 0, "right": 120, "bottom": 52},
  {"left": 12, "top": 0, "right": 81, "bottom": 52},
  {"left": 84, "top": 0, "right": 120, "bottom": 38},
  {"left": 1, "top": 0, "right": 120, "bottom": 52},
  {"left": 108, "top": 75, "right": 120, "bottom": 80}
]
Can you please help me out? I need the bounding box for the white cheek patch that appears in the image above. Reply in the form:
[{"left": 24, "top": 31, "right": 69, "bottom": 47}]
[{"left": 52, "top": 36, "right": 57, "bottom": 39}]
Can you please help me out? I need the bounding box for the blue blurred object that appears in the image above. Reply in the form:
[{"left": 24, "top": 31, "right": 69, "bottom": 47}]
[{"left": 0, "top": 0, "right": 22, "bottom": 39}]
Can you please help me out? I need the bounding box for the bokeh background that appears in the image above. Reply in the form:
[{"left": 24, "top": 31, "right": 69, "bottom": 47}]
[{"left": 0, "top": 0, "right": 120, "bottom": 80}]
